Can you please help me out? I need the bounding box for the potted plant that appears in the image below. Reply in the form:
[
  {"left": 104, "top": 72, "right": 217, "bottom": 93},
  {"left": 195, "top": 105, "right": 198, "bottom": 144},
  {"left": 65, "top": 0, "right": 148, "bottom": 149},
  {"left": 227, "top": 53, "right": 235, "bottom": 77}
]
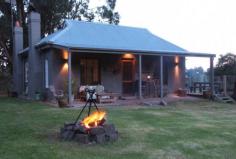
[
  {"left": 35, "top": 91, "right": 41, "bottom": 100},
  {"left": 57, "top": 95, "right": 68, "bottom": 108}
]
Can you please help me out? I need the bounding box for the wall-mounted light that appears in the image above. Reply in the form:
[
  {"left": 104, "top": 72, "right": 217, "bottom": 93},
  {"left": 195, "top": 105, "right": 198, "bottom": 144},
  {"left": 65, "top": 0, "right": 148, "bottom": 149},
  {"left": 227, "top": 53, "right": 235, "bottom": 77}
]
[
  {"left": 147, "top": 75, "right": 151, "bottom": 79},
  {"left": 62, "top": 50, "right": 68, "bottom": 60},
  {"left": 122, "top": 53, "right": 134, "bottom": 59},
  {"left": 60, "top": 49, "right": 69, "bottom": 75},
  {"left": 174, "top": 56, "right": 180, "bottom": 79},
  {"left": 174, "top": 56, "right": 179, "bottom": 66}
]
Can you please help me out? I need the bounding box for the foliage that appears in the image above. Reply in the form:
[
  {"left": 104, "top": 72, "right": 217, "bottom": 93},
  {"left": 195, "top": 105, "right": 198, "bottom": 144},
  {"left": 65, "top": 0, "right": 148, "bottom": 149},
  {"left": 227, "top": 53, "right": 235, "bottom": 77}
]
[
  {"left": 0, "top": 70, "right": 12, "bottom": 92},
  {"left": 32, "top": 0, "right": 93, "bottom": 35},
  {"left": 0, "top": 0, "right": 12, "bottom": 72},
  {"left": 215, "top": 53, "right": 236, "bottom": 76},
  {"left": 96, "top": 0, "right": 120, "bottom": 24},
  {"left": 186, "top": 67, "right": 208, "bottom": 86},
  {"left": 1, "top": 98, "right": 236, "bottom": 159}
]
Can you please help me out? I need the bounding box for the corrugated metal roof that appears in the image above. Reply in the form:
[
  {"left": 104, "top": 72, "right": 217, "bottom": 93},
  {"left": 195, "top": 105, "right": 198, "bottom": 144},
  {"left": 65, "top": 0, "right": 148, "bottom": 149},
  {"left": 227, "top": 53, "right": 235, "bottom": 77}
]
[
  {"left": 35, "top": 21, "right": 216, "bottom": 57},
  {"left": 37, "top": 20, "right": 188, "bottom": 53}
]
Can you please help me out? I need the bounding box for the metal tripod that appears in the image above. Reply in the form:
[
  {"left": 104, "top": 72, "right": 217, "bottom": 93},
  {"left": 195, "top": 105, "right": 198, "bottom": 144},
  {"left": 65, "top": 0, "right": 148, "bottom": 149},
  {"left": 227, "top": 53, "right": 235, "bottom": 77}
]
[
  {"left": 73, "top": 89, "right": 99, "bottom": 125},
  {"left": 65, "top": 89, "right": 99, "bottom": 140}
]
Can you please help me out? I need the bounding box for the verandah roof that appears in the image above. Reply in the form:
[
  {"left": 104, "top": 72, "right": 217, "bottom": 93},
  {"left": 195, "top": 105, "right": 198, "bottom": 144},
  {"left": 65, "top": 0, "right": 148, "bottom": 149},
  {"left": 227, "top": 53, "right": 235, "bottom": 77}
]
[{"left": 36, "top": 20, "right": 215, "bottom": 57}]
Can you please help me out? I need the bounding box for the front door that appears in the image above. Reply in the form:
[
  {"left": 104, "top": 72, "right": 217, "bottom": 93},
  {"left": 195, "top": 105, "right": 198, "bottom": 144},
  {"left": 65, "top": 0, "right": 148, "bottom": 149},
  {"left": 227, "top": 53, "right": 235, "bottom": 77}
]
[
  {"left": 80, "top": 58, "right": 100, "bottom": 85},
  {"left": 122, "top": 60, "right": 134, "bottom": 95}
]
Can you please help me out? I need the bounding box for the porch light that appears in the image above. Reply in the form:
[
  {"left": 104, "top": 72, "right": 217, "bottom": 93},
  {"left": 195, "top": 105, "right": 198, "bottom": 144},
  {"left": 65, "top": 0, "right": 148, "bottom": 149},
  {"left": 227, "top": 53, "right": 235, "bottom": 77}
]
[
  {"left": 174, "top": 56, "right": 180, "bottom": 79},
  {"left": 174, "top": 56, "right": 179, "bottom": 65},
  {"left": 123, "top": 53, "right": 134, "bottom": 59},
  {"left": 62, "top": 50, "right": 69, "bottom": 60},
  {"left": 147, "top": 75, "right": 151, "bottom": 79}
]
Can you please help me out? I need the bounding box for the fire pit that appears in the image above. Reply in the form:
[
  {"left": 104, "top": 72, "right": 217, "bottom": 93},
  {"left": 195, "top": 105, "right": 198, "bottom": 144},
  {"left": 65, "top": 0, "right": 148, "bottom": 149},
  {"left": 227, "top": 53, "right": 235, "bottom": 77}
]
[{"left": 60, "top": 88, "right": 118, "bottom": 144}]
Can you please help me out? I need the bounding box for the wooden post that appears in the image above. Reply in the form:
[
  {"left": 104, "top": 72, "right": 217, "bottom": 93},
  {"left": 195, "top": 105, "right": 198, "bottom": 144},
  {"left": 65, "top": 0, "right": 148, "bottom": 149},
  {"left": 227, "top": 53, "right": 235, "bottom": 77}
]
[
  {"left": 68, "top": 50, "right": 72, "bottom": 106},
  {"left": 138, "top": 54, "right": 143, "bottom": 99},
  {"left": 210, "top": 56, "right": 215, "bottom": 98},
  {"left": 160, "top": 56, "right": 166, "bottom": 105},
  {"left": 160, "top": 56, "right": 163, "bottom": 99},
  {"left": 223, "top": 75, "right": 227, "bottom": 96}
]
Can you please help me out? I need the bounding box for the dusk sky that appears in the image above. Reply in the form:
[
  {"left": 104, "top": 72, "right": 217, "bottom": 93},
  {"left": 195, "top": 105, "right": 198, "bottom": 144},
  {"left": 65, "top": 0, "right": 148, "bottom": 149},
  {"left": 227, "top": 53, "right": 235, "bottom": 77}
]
[{"left": 91, "top": 0, "right": 236, "bottom": 70}]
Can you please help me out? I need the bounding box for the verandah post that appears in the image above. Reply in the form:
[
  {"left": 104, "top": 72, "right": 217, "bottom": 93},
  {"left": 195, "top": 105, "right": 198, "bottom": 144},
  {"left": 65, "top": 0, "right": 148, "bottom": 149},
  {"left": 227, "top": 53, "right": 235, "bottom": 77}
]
[
  {"left": 210, "top": 56, "right": 215, "bottom": 98},
  {"left": 139, "top": 54, "right": 143, "bottom": 99},
  {"left": 160, "top": 55, "right": 163, "bottom": 99},
  {"left": 159, "top": 55, "right": 166, "bottom": 105},
  {"left": 68, "top": 49, "right": 72, "bottom": 106}
]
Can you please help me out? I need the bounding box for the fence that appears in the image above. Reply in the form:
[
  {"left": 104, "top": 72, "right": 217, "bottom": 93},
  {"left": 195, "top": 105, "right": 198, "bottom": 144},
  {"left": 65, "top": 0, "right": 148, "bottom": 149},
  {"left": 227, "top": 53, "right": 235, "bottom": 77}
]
[{"left": 215, "top": 75, "right": 236, "bottom": 96}]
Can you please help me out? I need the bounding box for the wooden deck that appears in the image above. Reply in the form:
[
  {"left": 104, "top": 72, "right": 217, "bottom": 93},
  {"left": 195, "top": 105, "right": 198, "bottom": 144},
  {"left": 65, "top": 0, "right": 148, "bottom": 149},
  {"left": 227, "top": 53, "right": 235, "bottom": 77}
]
[{"left": 187, "top": 92, "right": 203, "bottom": 97}]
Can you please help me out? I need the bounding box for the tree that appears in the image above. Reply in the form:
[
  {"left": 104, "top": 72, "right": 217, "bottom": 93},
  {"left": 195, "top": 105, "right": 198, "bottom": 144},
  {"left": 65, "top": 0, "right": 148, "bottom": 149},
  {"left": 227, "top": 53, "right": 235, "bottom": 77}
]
[
  {"left": 186, "top": 67, "right": 208, "bottom": 86},
  {"left": 31, "top": 0, "right": 94, "bottom": 35},
  {"left": 96, "top": 0, "right": 120, "bottom": 24},
  {"left": 0, "top": 0, "right": 12, "bottom": 72},
  {"left": 215, "top": 53, "right": 236, "bottom": 76}
]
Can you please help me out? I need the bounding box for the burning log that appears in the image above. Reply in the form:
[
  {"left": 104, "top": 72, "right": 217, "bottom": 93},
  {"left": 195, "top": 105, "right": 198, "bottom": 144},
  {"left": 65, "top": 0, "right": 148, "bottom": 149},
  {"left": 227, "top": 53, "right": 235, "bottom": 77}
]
[{"left": 81, "top": 111, "right": 106, "bottom": 129}]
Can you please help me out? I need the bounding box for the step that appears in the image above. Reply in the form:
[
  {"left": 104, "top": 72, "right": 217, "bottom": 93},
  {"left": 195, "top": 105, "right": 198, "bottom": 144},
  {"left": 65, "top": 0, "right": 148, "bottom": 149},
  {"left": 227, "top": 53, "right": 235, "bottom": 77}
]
[
  {"left": 224, "top": 99, "right": 233, "bottom": 103},
  {"left": 215, "top": 95, "right": 236, "bottom": 104},
  {"left": 222, "top": 97, "right": 230, "bottom": 100}
]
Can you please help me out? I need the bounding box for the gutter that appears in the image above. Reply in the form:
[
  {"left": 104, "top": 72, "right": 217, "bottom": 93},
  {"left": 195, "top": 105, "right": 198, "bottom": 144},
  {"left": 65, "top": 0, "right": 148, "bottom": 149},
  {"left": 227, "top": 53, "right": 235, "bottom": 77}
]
[{"left": 35, "top": 43, "right": 216, "bottom": 58}]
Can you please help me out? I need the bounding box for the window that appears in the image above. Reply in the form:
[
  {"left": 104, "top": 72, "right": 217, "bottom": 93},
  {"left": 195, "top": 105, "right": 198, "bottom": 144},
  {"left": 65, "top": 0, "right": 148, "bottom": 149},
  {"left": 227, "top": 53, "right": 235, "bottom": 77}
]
[
  {"left": 80, "top": 58, "right": 100, "bottom": 85},
  {"left": 44, "top": 59, "right": 49, "bottom": 88}
]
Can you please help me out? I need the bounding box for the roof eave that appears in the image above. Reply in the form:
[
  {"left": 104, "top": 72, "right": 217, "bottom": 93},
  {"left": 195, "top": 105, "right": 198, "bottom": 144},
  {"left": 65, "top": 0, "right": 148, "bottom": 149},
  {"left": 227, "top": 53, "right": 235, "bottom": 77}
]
[
  {"left": 72, "top": 47, "right": 216, "bottom": 57},
  {"left": 36, "top": 43, "right": 215, "bottom": 57}
]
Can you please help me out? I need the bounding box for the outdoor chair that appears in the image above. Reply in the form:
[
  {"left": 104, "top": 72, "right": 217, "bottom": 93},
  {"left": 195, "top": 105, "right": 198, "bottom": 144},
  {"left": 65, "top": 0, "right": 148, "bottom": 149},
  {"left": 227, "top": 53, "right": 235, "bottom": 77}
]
[{"left": 78, "top": 85, "right": 119, "bottom": 103}]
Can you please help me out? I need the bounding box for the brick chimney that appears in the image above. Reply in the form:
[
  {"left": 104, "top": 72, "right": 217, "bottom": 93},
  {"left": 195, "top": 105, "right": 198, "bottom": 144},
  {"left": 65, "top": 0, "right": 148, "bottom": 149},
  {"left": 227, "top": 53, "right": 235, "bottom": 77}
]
[
  {"left": 13, "top": 21, "right": 23, "bottom": 95},
  {"left": 27, "top": 11, "right": 42, "bottom": 99}
]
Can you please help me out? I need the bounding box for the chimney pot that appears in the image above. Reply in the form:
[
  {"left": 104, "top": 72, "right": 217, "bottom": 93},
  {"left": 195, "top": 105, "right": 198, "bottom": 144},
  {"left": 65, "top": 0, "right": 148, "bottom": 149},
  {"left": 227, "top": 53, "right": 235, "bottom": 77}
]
[{"left": 15, "top": 21, "right": 20, "bottom": 27}]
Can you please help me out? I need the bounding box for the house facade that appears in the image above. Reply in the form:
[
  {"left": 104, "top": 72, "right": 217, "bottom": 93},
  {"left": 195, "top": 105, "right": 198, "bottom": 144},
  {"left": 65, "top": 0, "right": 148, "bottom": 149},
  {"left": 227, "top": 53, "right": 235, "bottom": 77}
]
[{"left": 13, "top": 11, "right": 215, "bottom": 103}]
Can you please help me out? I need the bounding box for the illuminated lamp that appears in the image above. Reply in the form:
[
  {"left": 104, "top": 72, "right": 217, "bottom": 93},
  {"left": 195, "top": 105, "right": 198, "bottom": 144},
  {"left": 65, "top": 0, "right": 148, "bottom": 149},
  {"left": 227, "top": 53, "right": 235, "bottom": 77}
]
[
  {"left": 174, "top": 56, "right": 179, "bottom": 66},
  {"left": 62, "top": 50, "right": 69, "bottom": 60},
  {"left": 123, "top": 53, "right": 134, "bottom": 59}
]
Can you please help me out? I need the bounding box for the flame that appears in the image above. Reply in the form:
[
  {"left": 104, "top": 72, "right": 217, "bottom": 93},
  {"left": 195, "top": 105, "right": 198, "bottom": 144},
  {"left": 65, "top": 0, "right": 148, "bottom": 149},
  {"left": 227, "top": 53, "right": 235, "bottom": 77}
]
[{"left": 81, "top": 111, "right": 106, "bottom": 129}]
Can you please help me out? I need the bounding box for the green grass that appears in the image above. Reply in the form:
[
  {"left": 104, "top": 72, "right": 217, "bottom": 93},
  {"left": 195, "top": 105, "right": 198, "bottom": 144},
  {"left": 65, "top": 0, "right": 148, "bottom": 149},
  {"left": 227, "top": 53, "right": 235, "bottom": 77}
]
[{"left": 0, "top": 97, "right": 236, "bottom": 159}]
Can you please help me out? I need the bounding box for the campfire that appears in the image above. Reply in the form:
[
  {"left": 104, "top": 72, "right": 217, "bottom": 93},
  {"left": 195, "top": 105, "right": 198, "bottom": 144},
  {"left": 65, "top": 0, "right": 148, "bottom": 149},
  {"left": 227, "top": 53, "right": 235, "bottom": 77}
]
[
  {"left": 60, "top": 88, "right": 118, "bottom": 144},
  {"left": 81, "top": 111, "right": 106, "bottom": 129}
]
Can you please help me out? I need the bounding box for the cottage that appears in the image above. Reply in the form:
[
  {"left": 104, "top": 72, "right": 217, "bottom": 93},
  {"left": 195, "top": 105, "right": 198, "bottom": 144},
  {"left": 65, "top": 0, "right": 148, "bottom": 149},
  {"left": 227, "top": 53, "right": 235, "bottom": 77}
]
[{"left": 13, "top": 11, "right": 215, "bottom": 105}]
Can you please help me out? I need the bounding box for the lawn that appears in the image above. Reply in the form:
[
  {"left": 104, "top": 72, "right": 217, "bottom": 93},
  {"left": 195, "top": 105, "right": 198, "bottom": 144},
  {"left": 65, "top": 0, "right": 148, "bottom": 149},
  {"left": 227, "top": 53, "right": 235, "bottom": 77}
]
[{"left": 0, "top": 97, "right": 236, "bottom": 159}]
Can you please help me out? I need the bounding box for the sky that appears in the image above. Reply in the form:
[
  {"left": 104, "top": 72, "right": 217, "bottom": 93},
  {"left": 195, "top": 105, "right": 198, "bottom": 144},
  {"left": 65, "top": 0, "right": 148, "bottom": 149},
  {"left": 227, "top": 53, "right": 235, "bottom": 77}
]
[{"left": 90, "top": 0, "right": 236, "bottom": 70}]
